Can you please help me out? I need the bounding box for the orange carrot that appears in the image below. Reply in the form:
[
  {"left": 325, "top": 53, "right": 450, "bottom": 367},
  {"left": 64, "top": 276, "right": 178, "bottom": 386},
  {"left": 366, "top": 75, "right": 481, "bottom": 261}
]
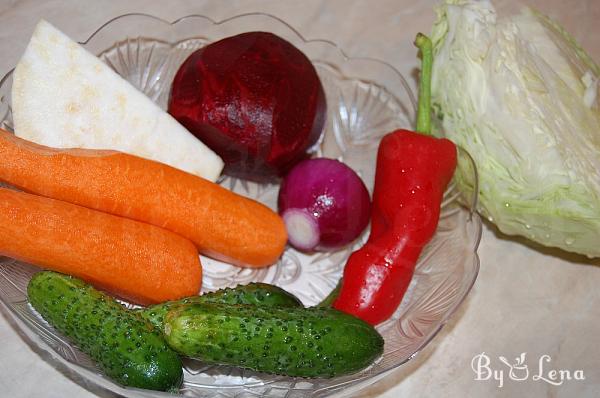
[
  {"left": 0, "top": 129, "right": 287, "bottom": 268},
  {"left": 0, "top": 187, "right": 201, "bottom": 305}
]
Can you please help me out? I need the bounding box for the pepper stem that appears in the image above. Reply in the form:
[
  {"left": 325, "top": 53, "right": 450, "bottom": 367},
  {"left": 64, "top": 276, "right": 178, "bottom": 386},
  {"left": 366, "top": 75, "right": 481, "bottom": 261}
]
[{"left": 414, "top": 33, "right": 433, "bottom": 135}]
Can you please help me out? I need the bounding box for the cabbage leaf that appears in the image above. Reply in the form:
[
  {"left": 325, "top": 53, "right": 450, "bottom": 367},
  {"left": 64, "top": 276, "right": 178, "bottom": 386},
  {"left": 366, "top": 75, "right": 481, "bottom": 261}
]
[{"left": 431, "top": 0, "right": 600, "bottom": 257}]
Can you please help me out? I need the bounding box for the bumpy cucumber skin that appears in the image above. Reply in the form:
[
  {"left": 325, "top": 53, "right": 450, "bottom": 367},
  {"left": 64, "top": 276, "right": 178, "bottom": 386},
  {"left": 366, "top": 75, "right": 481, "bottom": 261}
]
[
  {"left": 163, "top": 303, "right": 384, "bottom": 378},
  {"left": 140, "top": 283, "right": 303, "bottom": 330},
  {"left": 27, "top": 271, "right": 183, "bottom": 391}
]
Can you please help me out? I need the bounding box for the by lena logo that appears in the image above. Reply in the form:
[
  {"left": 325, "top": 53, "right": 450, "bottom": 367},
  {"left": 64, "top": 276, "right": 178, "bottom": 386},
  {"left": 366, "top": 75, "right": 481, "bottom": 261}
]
[{"left": 471, "top": 352, "right": 585, "bottom": 388}]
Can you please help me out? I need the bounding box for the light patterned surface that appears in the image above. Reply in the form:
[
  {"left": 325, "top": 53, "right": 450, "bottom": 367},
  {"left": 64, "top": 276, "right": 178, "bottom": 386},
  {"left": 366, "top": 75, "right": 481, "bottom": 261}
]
[{"left": 0, "top": 1, "right": 599, "bottom": 398}]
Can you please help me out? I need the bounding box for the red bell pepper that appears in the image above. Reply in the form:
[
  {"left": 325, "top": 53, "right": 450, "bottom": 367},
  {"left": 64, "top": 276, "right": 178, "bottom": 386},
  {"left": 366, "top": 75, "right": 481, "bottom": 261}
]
[{"left": 332, "top": 34, "right": 457, "bottom": 325}]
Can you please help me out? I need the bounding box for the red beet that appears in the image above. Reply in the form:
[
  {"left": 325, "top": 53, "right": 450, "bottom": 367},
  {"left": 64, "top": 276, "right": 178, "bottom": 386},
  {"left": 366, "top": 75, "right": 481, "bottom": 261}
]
[{"left": 169, "top": 31, "right": 326, "bottom": 180}]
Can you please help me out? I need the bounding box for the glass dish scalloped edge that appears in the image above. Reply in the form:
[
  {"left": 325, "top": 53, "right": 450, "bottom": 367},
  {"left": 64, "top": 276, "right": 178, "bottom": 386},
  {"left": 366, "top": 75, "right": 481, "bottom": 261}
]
[{"left": 0, "top": 12, "right": 482, "bottom": 398}]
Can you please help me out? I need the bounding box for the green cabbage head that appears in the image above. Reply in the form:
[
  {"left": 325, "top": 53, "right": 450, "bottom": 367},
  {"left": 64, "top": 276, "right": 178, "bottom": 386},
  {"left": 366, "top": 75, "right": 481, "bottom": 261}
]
[{"left": 431, "top": 0, "right": 600, "bottom": 257}]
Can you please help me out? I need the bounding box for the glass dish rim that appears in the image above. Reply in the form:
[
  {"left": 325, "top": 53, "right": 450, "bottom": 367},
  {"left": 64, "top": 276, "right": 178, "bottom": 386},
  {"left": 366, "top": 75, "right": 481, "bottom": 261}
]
[
  {"left": 1, "top": 12, "right": 419, "bottom": 110},
  {"left": 0, "top": 11, "right": 483, "bottom": 397}
]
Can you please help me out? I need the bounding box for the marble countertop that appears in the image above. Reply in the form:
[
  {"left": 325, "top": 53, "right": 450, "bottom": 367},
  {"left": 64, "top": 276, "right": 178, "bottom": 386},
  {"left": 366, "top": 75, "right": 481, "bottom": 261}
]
[{"left": 0, "top": 1, "right": 598, "bottom": 397}]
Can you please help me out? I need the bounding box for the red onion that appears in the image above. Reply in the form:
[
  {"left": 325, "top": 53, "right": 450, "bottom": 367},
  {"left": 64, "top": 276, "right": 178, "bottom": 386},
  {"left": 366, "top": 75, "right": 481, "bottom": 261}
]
[{"left": 278, "top": 158, "right": 371, "bottom": 252}]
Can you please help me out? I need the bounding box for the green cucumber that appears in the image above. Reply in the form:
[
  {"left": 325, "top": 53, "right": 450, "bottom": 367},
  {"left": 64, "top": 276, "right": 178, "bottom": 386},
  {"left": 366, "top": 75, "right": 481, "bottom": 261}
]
[
  {"left": 140, "top": 283, "right": 303, "bottom": 330},
  {"left": 27, "top": 271, "right": 183, "bottom": 391},
  {"left": 163, "top": 303, "right": 384, "bottom": 378}
]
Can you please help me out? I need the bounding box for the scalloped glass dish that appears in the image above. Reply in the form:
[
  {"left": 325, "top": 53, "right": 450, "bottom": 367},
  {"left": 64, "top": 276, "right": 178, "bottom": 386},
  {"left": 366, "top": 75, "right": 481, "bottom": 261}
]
[{"left": 0, "top": 13, "right": 482, "bottom": 398}]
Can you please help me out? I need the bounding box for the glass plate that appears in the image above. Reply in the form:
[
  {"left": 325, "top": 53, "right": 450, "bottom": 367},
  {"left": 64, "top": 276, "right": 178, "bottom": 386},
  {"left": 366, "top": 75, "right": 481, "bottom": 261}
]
[{"left": 0, "top": 12, "right": 482, "bottom": 398}]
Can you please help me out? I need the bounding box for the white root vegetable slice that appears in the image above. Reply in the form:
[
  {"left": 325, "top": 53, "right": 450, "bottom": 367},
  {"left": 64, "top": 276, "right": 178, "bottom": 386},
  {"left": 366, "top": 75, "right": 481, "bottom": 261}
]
[{"left": 12, "top": 19, "right": 224, "bottom": 182}]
